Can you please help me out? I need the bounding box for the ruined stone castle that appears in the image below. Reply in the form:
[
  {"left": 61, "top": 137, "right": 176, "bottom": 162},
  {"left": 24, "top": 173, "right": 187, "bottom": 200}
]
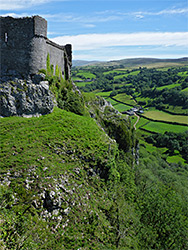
[{"left": 0, "top": 15, "right": 72, "bottom": 80}]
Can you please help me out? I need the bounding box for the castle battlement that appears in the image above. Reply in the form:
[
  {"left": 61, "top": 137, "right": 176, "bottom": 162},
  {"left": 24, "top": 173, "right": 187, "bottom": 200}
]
[{"left": 0, "top": 15, "right": 72, "bottom": 79}]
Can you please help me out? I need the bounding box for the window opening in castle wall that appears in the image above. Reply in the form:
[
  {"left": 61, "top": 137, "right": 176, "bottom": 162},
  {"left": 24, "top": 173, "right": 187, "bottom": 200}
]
[{"left": 5, "top": 33, "right": 8, "bottom": 42}]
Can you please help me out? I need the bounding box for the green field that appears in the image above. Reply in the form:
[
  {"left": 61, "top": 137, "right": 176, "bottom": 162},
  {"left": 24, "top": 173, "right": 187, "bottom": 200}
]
[
  {"left": 103, "top": 69, "right": 127, "bottom": 75},
  {"left": 114, "top": 93, "right": 137, "bottom": 106},
  {"left": 157, "top": 83, "right": 181, "bottom": 91},
  {"left": 142, "top": 109, "right": 188, "bottom": 125},
  {"left": 95, "top": 91, "right": 112, "bottom": 97},
  {"left": 135, "top": 95, "right": 151, "bottom": 105},
  {"left": 138, "top": 118, "right": 188, "bottom": 133},
  {"left": 77, "top": 71, "right": 96, "bottom": 79},
  {"left": 136, "top": 117, "right": 149, "bottom": 128},
  {"left": 163, "top": 105, "right": 188, "bottom": 115},
  {"left": 105, "top": 97, "right": 119, "bottom": 105},
  {"left": 113, "top": 103, "right": 131, "bottom": 112},
  {"left": 114, "top": 70, "right": 140, "bottom": 79},
  {"left": 76, "top": 81, "right": 94, "bottom": 87},
  {"left": 72, "top": 76, "right": 83, "bottom": 81},
  {"left": 177, "top": 71, "right": 188, "bottom": 76}
]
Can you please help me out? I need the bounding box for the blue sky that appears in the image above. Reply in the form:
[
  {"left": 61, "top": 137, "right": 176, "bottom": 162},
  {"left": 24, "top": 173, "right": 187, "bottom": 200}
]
[{"left": 1, "top": 0, "right": 188, "bottom": 61}]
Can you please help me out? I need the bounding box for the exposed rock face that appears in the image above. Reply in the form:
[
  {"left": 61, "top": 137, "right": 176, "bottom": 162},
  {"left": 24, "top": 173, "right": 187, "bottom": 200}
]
[{"left": 0, "top": 75, "right": 54, "bottom": 117}]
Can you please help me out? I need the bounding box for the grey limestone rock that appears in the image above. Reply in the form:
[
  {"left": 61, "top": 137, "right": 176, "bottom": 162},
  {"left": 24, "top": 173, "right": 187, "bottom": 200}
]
[
  {"left": 32, "top": 73, "right": 46, "bottom": 84},
  {"left": 0, "top": 78, "right": 54, "bottom": 117}
]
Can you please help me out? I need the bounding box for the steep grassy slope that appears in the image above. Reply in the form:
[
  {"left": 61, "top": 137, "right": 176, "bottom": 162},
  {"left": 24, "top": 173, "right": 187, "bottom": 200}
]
[
  {"left": 0, "top": 108, "right": 114, "bottom": 248},
  {"left": 0, "top": 106, "right": 137, "bottom": 249},
  {"left": 1, "top": 73, "right": 188, "bottom": 249}
]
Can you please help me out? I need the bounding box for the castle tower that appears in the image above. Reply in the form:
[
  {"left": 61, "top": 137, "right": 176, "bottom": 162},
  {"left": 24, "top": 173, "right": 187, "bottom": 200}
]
[{"left": 0, "top": 16, "right": 72, "bottom": 79}]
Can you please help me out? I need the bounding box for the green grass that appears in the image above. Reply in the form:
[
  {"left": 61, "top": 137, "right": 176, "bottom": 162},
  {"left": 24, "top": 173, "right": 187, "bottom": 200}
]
[
  {"left": 95, "top": 91, "right": 112, "bottom": 97},
  {"left": 76, "top": 81, "right": 94, "bottom": 87},
  {"left": 142, "top": 109, "right": 188, "bottom": 125},
  {"left": 163, "top": 105, "right": 188, "bottom": 115},
  {"left": 113, "top": 83, "right": 124, "bottom": 88},
  {"left": 105, "top": 97, "right": 131, "bottom": 112},
  {"left": 136, "top": 117, "right": 149, "bottom": 128},
  {"left": 0, "top": 107, "right": 114, "bottom": 173},
  {"left": 105, "top": 97, "right": 119, "bottom": 105},
  {"left": 72, "top": 76, "right": 83, "bottom": 81},
  {"left": 0, "top": 107, "right": 123, "bottom": 249},
  {"left": 114, "top": 93, "right": 137, "bottom": 106},
  {"left": 114, "top": 70, "right": 140, "bottom": 79},
  {"left": 77, "top": 71, "right": 96, "bottom": 79},
  {"left": 139, "top": 120, "right": 188, "bottom": 133},
  {"left": 135, "top": 95, "right": 151, "bottom": 105},
  {"left": 103, "top": 69, "right": 127, "bottom": 75},
  {"left": 113, "top": 103, "right": 131, "bottom": 112},
  {"left": 181, "top": 87, "right": 188, "bottom": 93},
  {"left": 177, "top": 71, "right": 188, "bottom": 77},
  {"left": 156, "top": 83, "right": 181, "bottom": 91},
  {"left": 167, "top": 155, "right": 186, "bottom": 165},
  {"left": 114, "top": 74, "right": 129, "bottom": 80}
]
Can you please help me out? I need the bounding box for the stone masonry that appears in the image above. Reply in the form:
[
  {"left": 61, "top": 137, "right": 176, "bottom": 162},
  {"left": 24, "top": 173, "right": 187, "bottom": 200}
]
[{"left": 0, "top": 15, "right": 72, "bottom": 80}]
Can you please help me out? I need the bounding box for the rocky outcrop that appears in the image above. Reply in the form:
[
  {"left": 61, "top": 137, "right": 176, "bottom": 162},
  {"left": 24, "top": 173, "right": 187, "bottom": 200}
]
[{"left": 0, "top": 74, "right": 54, "bottom": 117}]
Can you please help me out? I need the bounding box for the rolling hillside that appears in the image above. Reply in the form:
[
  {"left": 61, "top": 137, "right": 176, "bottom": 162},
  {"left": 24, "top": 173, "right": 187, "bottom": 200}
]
[{"left": 73, "top": 57, "right": 188, "bottom": 68}]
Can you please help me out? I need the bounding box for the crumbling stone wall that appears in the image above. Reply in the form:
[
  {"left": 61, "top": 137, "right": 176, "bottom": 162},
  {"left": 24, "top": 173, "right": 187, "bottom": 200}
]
[{"left": 0, "top": 15, "right": 72, "bottom": 80}]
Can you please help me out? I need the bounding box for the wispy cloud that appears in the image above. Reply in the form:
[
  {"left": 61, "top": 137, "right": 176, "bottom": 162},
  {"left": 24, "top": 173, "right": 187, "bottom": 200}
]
[
  {"left": 0, "top": 0, "right": 64, "bottom": 10},
  {"left": 83, "top": 24, "right": 96, "bottom": 28},
  {"left": 131, "top": 7, "right": 188, "bottom": 19},
  {"left": 50, "top": 7, "right": 188, "bottom": 23},
  {"left": 52, "top": 32, "right": 188, "bottom": 50},
  {"left": 43, "top": 12, "right": 123, "bottom": 23},
  {"left": 158, "top": 8, "right": 188, "bottom": 15},
  {"left": 2, "top": 5, "right": 187, "bottom": 23}
]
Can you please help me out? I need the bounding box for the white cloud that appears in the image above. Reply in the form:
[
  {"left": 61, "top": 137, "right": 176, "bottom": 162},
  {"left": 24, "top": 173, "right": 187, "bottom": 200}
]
[
  {"left": 0, "top": 0, "right": 61, "bottom": 10},
  {"left": 46, "top": 7, "right": 188, "bottom": 24},
  {"left": 132, "top": 7, "right": 188, "bottom": 18},
  {"left": 158, "top": 8, "right": 188, "bottom": 15},
  {"left": 1, "top": 13, "right": 28, "bottom": 17},
  {"left": 52, "top": 32, "right": 188, "bottom": 51},
  {"left": 83, "top": 24, "right": 96, "bottom": 28},
  {"left": 135, "top": 14, "right": 144, "bottom": 19}
]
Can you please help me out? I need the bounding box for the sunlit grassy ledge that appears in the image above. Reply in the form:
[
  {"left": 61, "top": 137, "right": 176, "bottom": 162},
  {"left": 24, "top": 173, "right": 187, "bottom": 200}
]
[{"left": 0, "top": 107, "right": 117, "bottom": 174}]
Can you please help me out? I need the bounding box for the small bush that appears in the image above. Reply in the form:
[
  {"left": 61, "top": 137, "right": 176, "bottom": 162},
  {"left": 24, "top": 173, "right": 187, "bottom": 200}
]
[{"left": 63, "top": 90, "right": 85, "bottom": 116}]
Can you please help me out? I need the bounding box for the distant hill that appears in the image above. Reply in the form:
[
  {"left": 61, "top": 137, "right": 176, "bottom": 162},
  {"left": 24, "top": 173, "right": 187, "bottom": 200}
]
[
  {"left": 72, "top": 60, "right": 100, "bottom": 67},
  {"left": 73, "top": 57, "right": 188, "bottom": 68}
]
